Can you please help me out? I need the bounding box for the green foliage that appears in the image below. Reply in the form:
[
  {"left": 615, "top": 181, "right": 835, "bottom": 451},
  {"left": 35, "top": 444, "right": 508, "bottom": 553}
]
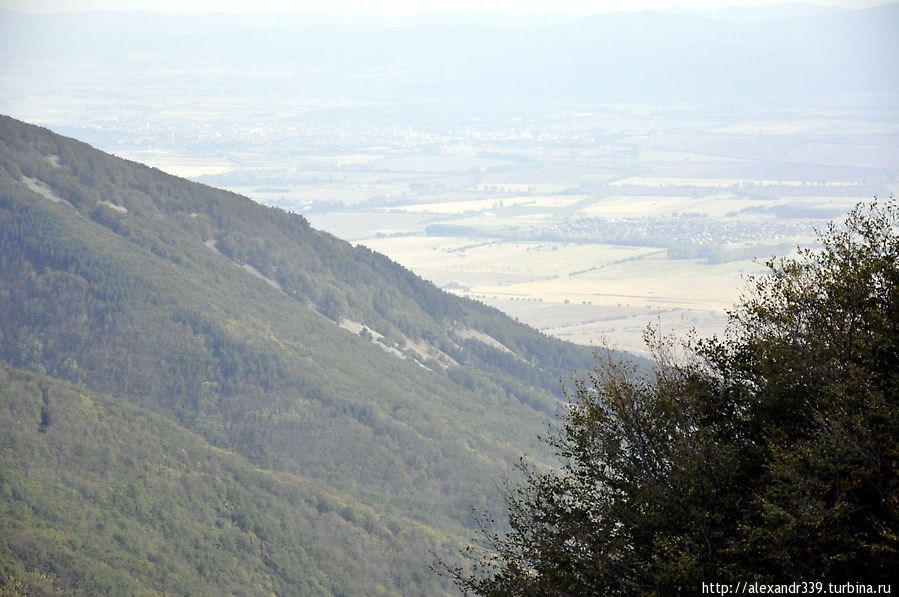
[
  {"left": 724, "top": 199, "right": 899, "bottom": 579},
  {"left": 0, "top": 365, "right": 456, "bottom": 596},
  {"left": 0, "top": 115, "right": 618, "bottom": 595},
  {"left": 452, "top": 199, "right": 898, "bottom": 594}
]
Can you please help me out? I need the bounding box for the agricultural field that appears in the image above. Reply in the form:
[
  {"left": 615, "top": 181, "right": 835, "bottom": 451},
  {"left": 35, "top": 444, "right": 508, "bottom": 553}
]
[
  {"left": 220, "top": 124, "right": 872, "bottom": 353},
  {"left": 6, "top": 43, "right": 895, "bottom": 354},
  {"left": 355, "top": 234, "right": 745, "bottom": 354},
  {"left": 186, "top": 104, "right": 895, "bottom": 355}
]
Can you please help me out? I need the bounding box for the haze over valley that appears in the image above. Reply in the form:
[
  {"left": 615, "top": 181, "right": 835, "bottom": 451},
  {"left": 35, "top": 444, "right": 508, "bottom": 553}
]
[
  {"left": 3, "top": 4, "right": 896, "bottom": 353},
  {"left": 1, "top": 3, "right": 898, "bottom": 594}
]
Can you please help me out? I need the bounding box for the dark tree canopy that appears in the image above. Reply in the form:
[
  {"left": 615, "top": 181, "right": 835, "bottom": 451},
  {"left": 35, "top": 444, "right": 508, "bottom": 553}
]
[{"left": 450, "top": 199, "right": 899, "bottom": 595}]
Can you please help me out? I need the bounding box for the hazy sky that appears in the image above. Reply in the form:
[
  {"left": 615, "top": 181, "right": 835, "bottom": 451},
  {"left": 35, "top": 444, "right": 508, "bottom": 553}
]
[{"left": 1, "top": 0, "right": 889, "bottom": 14}]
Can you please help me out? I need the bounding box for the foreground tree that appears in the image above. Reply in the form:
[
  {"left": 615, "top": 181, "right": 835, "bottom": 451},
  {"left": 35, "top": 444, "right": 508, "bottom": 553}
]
[{"left": 449, "top": 199, "right": 898, "bottom": 595}]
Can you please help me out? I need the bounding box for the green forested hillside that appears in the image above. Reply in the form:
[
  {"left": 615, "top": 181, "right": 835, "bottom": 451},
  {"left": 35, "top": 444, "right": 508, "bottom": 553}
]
[
  {"left": 0, "top": 115, "right": 608, "bottom": 595},
  {"left": 0, "top": 365, "right": 452, "bottom": 596}
]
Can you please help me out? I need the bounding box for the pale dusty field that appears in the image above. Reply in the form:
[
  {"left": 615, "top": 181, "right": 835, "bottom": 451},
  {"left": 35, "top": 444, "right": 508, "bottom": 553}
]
[
  {"left": 126, "top": 153, "right": 237, "bottom": 179},
  {"left": 580, "top": 195, "right": 700, "bottom": 217},
  {"left": 490, "top": 299, "right": 731, "bottom": 356},
  {"left": 384, "top": 194, "right": 588, "bottom": 213},
  {"left": 472, "top": 183, "right": 571, "bottom": 194},
  {"left": 362, "top": 237, "right": 658, "bottom": 278},
  {"left": 130, "top": 134, "right": 888, "bottom": 357},
  {"left": 569, "top": 193, "right": 866, "bottom": 220},
  {"left": 610, "top": 176, "right": 864, "bottom": 188},
  {"left": 360, "top": 235, "right": 762, "bottom": 355}
]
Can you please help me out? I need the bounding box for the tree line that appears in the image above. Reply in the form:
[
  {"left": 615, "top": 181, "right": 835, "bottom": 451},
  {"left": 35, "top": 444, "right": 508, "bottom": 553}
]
[{"left": 449, "top": 199, "right": 898, "bottom": 594}]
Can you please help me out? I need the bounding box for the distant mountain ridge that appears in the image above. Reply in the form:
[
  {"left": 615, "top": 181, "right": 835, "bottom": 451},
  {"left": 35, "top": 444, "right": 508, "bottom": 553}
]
[
  {"left": 0, "top": 115, "right": 609, "bottom": 595},
  {"left": 2, "top": 4, "right": 896, "bottom": 103}
]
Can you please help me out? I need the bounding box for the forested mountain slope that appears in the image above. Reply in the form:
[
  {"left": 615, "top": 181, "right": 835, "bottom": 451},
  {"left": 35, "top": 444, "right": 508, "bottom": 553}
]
[
  {"left": 0, "top": 365, "right": 448, "bottom": 595},
  {"left": 0, "top": 115, "right": 607, "bottom": 595}
]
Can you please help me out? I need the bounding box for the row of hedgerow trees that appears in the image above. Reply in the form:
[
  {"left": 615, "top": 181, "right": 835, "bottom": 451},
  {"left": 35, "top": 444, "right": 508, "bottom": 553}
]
[{"left": 450, "top": 199, "right": 898, "bottom": 593}]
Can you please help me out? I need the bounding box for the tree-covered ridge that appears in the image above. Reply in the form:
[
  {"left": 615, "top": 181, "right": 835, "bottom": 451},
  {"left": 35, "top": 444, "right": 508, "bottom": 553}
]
[
  {"left": 0, "top": 114, "right": 596, "bottom": 400},
  {"left": 0, "top": 114, "right": 617, "bottom": 595}
]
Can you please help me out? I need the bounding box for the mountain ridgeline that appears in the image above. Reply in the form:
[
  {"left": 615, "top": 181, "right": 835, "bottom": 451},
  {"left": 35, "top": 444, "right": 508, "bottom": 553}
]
[{"left": 0, "top": 115, "right": 608, "bottom": 595}]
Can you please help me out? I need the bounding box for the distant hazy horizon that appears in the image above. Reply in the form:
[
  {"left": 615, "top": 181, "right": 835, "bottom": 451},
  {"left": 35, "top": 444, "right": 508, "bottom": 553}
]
[
  {"left": 1, "top": 2, "right": 895, "bottom": 353},
  {"left": 2, "top": 0, "right": 892, "bottom": 16}
]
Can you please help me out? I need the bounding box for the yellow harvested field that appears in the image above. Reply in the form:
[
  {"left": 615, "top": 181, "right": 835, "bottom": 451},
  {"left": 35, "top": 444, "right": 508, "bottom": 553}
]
[
  {"left": 682, "top": 193, "right": 759, "bottom": 217},
  {"left": 472, "top": 183, "right": 568, "bottom": 193},
  {"left": 771, "top": 195, "right": 871, "bottom": 206},
  {"left": 610, "top": 176, "right": 861, "bottom": 188},
  {"left": 361, "top": 237, "right": 656, "bottom": 277},
  {"left": 688, "top": 194, "right": 868, "bottom": 219},
  {"left": 522, "top": 194, "right": 590, "bottom": 207},
  {"left": 252, "top": 184, "right": 411, "bottom": 205},
  {"left": 540, "top": 308, "right": 731, "bottom": 355},
  {"left": 711, "top": 120, "right": 877, "bottom": 134},
  {"left": 468, "top": 267, "right": 745, "bottom": 312},
  {"left": 579, "top": 195, "right": 696, "bottom": 217},
  {"left": 577, "top": 193, "right": 874, "bottom": 219},
  {"left": 159, "top": 165, "right": 236, "bottom": 178},
  {"left": 382, "top": 194, "right": 587, "bottom": 214},
  {"left": 117, "top": 150, "right": 241, "bottom": 179},
  {"left": 362, "top": 235, "right": 755, "bottom": 312},
  {"left": 357, "top": 232, "right": 775, "bottom": 354},
  {"left": 638, "top": 148, "right": 743, "bottom": 163}
]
